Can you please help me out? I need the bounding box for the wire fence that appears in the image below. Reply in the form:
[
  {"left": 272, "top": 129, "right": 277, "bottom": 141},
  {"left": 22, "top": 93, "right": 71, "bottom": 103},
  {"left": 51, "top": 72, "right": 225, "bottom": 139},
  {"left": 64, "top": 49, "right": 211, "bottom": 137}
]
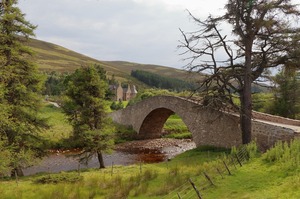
[{"left": 161, "top": 146, "right": 249, "bottom": 199}]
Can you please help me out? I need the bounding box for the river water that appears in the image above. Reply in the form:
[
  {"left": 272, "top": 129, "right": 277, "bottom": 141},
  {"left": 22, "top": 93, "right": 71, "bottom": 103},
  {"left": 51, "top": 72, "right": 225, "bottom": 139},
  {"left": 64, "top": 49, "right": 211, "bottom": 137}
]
[{"left": 23, "top": 139, "right": 196, "bottom": 176}]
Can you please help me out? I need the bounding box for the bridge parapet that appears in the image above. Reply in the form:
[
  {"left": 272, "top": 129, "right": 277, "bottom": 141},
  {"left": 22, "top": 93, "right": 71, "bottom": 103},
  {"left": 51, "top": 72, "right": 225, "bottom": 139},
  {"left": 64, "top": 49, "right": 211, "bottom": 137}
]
[{"left": 252, "top": 111, "right": 300, "bottom": 126}]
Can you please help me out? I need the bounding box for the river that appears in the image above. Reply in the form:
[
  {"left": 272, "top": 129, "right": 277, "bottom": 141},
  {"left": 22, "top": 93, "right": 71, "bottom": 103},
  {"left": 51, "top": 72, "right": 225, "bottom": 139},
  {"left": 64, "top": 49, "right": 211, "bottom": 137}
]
[{"left": 23, "top": 138, "right": 196, "bottom": 176}]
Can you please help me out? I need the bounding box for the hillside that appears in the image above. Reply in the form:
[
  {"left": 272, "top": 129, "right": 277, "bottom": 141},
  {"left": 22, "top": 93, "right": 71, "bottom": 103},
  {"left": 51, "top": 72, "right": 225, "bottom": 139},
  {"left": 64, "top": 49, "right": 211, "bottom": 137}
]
[
  {"left": 27, "top": 38, "right": 195, "bottom": 83},
  {"left": 27, "top": 38, "right": 268, "bottom": 93}
]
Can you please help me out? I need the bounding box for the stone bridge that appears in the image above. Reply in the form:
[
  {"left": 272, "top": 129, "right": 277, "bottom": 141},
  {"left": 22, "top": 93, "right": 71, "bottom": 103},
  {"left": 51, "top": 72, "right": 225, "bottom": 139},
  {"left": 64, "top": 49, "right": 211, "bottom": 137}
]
[{"left": 110, "top": 96, "right": 300, "bottom": 149}]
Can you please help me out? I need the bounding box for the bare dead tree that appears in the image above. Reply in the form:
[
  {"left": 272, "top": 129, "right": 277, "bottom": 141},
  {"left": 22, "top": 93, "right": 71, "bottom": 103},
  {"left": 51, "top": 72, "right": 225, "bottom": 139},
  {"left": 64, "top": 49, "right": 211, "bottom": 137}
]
[{"left": 179, "top": 0, "right": 300, "bottom": 144}]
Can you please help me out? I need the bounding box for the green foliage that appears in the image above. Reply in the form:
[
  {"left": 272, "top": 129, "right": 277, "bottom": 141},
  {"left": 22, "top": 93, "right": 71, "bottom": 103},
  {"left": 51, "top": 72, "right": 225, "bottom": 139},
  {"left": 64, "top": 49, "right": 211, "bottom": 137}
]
[
  {"left": 263, "top": 139, "right": 300, "bottom": 170},
  {"left": 43, "top": 71, "right": 68, "bottom": 96},
  {"left": 110, "top": 101, "right": 124, "bottom": 110},
  {"left": 114, "top": 124, "right": 137, "bottom": 144},
  {"left": 0, "top": 0, "right": 48, "bottom": 176},
  {"left": 34, "top": 172, "right": 83, "bottom": 184},
  {"left": 269, "top": 69, "right": 300, "bottom": 119},
  {"left": 0, "top": 139, "right": 12, "bottom": 175},
  {"left": 252, "top": 93, "right": 274, "bottom": 113},
  {"left": 245, "top": 141, "right": 259, "bottom": 159},
  {"left": 131, "top": 70, "right": 195, "bottom": 91},
  {"left": 62, "top": 65, "right": 114, "bottom": 168}
]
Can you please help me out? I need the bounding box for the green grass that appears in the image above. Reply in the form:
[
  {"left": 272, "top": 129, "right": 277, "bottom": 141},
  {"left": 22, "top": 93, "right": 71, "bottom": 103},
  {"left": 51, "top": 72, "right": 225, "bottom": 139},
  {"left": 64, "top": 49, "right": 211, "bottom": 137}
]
[
  {"left": 0, "top": 146, "right": 228, "bottom": 199},
  {"left": 1, "top": 140, "right": 300, "bottom": 198},
  {"left": 163, "top": 114, "right": 192, "bottom": 139},
  {"left": 203, "top": 159, "right": 300, "bottom": 199},
  {"left": 39, "top": 103, "right": 72, "bottom": 148}
]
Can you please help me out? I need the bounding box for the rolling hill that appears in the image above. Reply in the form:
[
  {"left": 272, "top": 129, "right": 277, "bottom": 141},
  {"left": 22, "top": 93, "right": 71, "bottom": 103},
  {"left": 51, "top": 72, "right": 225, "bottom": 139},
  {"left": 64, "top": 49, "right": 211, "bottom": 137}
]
[{"left": 27, "top": 38, "right": 196, "bottom": 84}]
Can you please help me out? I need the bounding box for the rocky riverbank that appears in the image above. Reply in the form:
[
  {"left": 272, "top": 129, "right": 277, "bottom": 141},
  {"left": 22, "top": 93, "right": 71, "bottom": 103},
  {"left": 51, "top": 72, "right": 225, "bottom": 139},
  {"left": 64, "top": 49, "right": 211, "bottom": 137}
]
[{"left": 115, "top": 138, "right": 196, "bottom": 158}]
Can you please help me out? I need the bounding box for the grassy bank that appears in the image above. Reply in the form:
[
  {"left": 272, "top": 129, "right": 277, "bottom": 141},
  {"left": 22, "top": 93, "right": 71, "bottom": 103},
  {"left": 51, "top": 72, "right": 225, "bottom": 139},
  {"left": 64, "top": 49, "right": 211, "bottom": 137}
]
[
  {"left": 1, "top": 140, "right": 300, "bottom": 198},
  {"left": 39, "top": 103, "right": 72, "bottom": 148}
]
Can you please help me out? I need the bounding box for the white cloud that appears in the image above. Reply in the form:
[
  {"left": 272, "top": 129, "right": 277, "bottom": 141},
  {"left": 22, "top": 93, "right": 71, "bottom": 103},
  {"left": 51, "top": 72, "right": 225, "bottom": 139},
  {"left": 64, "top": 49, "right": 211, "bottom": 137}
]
[{"left": 16, "top": 0, "right": 231, "bottom": 68}]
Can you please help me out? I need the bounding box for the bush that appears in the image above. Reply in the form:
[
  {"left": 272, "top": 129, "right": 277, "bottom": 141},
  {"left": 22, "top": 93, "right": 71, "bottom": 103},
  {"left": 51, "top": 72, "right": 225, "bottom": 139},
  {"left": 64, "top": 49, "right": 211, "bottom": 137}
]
[
  {"left": 263, "top": 139, "right": 300, "bottom": 169},
  {"left": 110, "top": 101, "right": 124, "bottom": 110},
  {"left": 34, "top": 172, "right": 83, "bottom": 184},
  {"left": 114, "top": 124, "right": 137, "bottom": 143}
]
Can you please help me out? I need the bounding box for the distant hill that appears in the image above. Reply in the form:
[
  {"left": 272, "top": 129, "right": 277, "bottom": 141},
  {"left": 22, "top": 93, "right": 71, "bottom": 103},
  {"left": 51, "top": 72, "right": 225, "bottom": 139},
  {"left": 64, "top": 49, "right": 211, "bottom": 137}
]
[{"left": 27, "top": 38, "right": 195, "bottom": 84}]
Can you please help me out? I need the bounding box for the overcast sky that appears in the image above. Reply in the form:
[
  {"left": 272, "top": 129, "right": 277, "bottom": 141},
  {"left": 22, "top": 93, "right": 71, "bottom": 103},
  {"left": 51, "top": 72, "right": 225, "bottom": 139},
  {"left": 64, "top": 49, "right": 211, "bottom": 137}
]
[{"left": 18, "top": 0, "right": 228, "bottom": 68}]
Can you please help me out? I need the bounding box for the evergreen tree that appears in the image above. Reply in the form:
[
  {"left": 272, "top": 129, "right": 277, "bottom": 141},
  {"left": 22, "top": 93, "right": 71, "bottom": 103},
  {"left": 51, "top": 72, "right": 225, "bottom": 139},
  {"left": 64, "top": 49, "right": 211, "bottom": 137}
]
[
  {"left": 63, "top": 66, "right": 114, "bottom": 169},
  {"left": 271, "top": 68, "right": 300, "bottom": 119},
  {"left": 0, "top": 0, "right": 47, "bottom": 176}
]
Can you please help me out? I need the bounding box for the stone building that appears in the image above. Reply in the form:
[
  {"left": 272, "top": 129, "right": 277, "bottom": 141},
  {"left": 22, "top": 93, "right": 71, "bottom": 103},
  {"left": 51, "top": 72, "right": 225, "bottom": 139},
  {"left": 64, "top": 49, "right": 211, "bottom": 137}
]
[{"left": 110, "top": 83, "right": 137, "bottom": 101}]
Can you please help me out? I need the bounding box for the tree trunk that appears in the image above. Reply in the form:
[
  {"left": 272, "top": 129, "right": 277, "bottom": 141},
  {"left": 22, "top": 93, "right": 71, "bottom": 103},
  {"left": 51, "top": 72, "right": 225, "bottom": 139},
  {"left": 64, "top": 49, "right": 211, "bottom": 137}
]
[
  {"left": 240, "top": 41, "right": 253, "bottom": 144},
  {"left": 240, "top": 88, "right": 252, "bottom": 144},
  {"left": 97, "top": 150, "right": 105, "bottom": 169}
]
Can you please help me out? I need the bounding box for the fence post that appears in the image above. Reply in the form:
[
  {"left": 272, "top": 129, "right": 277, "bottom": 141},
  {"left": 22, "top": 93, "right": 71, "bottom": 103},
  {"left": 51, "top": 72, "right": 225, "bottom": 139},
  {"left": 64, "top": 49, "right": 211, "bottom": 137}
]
[
  {"left": 77, "top": 163, "right": 81, "bottom": 176},
  {"left": 203, "top": 172, "right": 214, "bottom": 186},
  {"left": 235, "top": 154, "right": 243, "bottom": 167},
  {"left": 189, "top": 178, "right": 202, "bottom": 199},
  {"left": 216, "top": 167, "right": 224, "bottom": 179},
  {"left": 230, "top": 156, "right": 237, "bottom": 169},
  {"left": 111, "top": 161, "right": 114, "bottom": 176},
  {"left": 14, "top": 170, "right": 19, "bottom": 186},
  {"left": 223, "top": 160, "right": 231, "bottom": 175},
  {"left": 48, "top": 166, "right": 51, "bottom": 178},
  {"left": 177, "top": 193, "right": 182, "bottom": 199}
]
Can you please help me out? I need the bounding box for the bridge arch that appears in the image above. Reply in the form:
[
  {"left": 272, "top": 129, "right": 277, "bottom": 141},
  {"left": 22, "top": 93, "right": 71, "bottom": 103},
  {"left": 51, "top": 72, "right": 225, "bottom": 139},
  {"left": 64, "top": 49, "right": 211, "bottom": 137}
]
[{"left": 110, "top": 96, "right": 242, "bottom": 148}]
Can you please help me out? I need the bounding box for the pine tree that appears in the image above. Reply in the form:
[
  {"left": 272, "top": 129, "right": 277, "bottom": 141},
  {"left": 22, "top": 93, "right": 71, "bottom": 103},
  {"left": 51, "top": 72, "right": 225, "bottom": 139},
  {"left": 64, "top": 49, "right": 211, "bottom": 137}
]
[
  {"left": 63, "top": 66, "right": 114, "bottom": 169},
  {"left": 0, "top": 0, "right": 47, "bottom": 176}
]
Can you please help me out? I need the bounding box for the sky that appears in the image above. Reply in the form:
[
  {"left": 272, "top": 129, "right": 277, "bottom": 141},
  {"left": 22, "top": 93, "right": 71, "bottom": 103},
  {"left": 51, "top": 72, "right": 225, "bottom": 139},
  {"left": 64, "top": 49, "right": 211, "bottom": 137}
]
[{"left": 18, "top": 0, "right": 227, "bottom": 69}]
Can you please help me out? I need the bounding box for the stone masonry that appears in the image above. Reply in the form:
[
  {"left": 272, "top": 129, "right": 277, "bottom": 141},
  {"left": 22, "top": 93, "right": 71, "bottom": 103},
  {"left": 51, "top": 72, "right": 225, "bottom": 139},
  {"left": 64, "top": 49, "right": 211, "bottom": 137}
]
[{"left": 109, "top": 95, "right": 300, "bottom": 149}]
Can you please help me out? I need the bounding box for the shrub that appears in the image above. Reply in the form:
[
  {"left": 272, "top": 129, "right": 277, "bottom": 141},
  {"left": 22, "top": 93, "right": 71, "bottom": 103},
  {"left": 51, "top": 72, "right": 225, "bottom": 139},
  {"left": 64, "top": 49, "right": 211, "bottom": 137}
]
[
  {"left": 34, "top": 172, "right": 83, "bottom": 184},
  {"left": 110, "top": 101, "right": 124, "bottom": 110},
  {"left": 263, "top": 139, "right": 300, "bottom": 169},
  {"left": 114, "top": 124, "right": 137, "bottom": 143}
]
